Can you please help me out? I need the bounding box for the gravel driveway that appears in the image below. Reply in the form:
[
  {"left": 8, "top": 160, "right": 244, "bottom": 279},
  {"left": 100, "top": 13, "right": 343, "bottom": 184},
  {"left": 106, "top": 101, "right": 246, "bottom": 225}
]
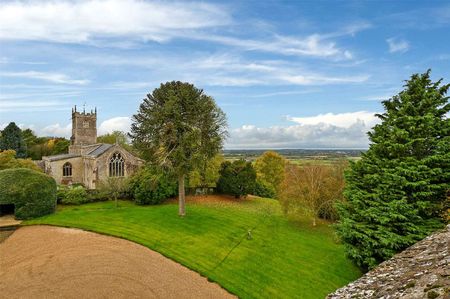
[{"left": 0, "top": 225, "right": 235, "bottom": 299}]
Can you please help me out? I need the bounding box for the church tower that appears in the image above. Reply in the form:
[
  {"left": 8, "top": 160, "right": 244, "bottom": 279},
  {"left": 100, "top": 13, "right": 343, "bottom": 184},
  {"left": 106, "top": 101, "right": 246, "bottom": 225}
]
[{"left": 69, "top": 105, "right": 97, "bottom": 153}]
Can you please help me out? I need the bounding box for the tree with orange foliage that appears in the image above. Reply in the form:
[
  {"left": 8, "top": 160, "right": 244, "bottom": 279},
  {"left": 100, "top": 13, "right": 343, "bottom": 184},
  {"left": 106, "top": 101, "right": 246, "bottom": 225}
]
[{"left": 279, "top": 161, "right": 347, "bottom": 226}]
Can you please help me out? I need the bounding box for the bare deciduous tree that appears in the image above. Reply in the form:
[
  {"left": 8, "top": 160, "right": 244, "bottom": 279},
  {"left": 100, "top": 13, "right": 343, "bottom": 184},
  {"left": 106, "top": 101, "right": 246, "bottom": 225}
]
[{"left": 279, "top": 161, "right": 347, "bottom": 226}]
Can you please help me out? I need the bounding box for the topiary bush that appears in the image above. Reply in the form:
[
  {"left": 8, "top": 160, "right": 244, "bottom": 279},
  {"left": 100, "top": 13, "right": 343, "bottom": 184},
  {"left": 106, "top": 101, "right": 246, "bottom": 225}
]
[
  {"left": 128, "top": 165, "right": 177, "bottom": 205},
  {"left": 0, "top": 168, "right": 56, "bottom": 219},
  {"left": 254, "top": 179, "right": 276, "bottom": 199},
  {"left": 59, "top": 185, "right": 89, "bottom": 205}
]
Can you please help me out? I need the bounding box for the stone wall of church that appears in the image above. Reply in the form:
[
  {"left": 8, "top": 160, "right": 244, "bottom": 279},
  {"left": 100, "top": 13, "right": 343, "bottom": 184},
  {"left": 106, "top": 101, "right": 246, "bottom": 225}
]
[
  {"left": 82, "top": 157, "right": 96, "bottom": 189},
  {"left": 94, "top": 145, "right": 143, "bottom": 187},
  {"left": 45, "top": 157, "right": 84, "bottom": 186}
]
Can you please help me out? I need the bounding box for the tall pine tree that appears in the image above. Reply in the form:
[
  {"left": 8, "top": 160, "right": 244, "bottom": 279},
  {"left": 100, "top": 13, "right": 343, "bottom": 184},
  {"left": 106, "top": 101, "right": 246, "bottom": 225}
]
[
  {"left": 336, "top": 70, "right": 450, "bottom": 269},
  {"left": 0, "top": 122, "right": 27, "bottom": 158}
]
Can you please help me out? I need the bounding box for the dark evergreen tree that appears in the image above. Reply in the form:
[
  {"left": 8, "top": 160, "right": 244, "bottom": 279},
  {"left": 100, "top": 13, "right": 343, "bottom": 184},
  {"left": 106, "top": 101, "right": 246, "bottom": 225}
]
[
  {"left": 217, "top": 160, "right": 257, "bottom": 198},
  {"left": 0, "top": 122, "right": 27, "bottom": 158},
  {"left": 336, "top": 70, "right": 450, "bottom": 269}
]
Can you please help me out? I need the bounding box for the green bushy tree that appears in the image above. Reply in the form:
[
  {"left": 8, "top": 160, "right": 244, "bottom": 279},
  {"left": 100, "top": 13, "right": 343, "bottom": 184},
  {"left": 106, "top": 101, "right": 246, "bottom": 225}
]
[
  {"left": 254, "top": 179, "right": 276, "bottom": 199},
  {"left": 254, "top": 151, "right": 286, "bottom": 197},
  {"left": 187, "top": 154, "right": 224, "bottom": 190},
  {"left": 0, "top": 122, "right": 27, "bottom": 158},
  {"left": 128, "top": 165, "right": 177, "bottom": 205},
  {"left": 97, "top": 131, "right": 137, "bottom": 155},
  {"left": 336, "top": 70, "right": 450, "bottom": 269},
  {"left": 0, "top": 150, "right": 42, "bottom": 171},
  {"left": 217, "top": 160, "right": 256, "bottom": 198}
]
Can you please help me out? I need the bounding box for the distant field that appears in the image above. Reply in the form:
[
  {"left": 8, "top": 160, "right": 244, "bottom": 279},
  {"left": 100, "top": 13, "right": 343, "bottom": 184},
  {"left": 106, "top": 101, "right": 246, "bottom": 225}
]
[
  {"left": 26, "top": 197, "right": 361, "bottom": 299},
  {"left": 223, "top": 149, "right": 364, "bottom": 165}
]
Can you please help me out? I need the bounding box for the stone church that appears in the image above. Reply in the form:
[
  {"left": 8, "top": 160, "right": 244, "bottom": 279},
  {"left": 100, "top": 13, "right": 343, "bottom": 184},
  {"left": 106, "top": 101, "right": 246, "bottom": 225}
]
[{"left": 41, "top": 106, "right": 143, "bottom": 189}]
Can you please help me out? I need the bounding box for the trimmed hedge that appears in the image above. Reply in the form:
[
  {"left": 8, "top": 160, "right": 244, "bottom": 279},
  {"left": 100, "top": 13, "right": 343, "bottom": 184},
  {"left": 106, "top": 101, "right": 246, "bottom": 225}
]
[{"left": 0, "top": 168, "right": 57, "bottom": 219}]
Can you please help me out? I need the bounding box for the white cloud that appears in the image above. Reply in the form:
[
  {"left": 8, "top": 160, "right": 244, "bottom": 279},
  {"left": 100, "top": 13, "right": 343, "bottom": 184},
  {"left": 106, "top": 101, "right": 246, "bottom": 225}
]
[
  {"left": 386, "top": 37, "right": 410, "bottom": 53},
  {"left": 279, "top": 74, "right": 370, "bottom": 85},
  {"left": 41, "top": 123, "right": 71, "bottom": 137},
  {"left": 0, "top": 1, "right": 365, "bottom": 60},
  {"left": 98, "top": 117, "right": 132, "bottom": 135},
  {"left": 195, "top": 33, "right": 354, "bottom": 59},
  {"left": 0, "top": 71, "right": 89, "bottom": 85},
  {"left": 287, "top": 111, "right": 379, "bottom": 128},
  {"left": 0, "top": 0, "right": 230, "bottom": 44},
  {"left": 226, "top": 111, "right": 381, "bottom": 149},
  {"left": 8, "top": 116, "right": 132, "bottom": 138}
]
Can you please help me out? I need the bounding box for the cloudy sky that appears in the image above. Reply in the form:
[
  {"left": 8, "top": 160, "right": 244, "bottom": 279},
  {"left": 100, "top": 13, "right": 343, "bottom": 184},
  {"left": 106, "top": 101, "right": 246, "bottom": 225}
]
[{"left": 0, "top": 0, "right": 449, "bottom": 149}]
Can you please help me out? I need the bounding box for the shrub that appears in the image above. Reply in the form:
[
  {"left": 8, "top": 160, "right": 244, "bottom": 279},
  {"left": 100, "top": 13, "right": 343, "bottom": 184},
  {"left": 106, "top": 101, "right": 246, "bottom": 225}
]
[
  {"left": 56, "top": 185, "right": 69, "bottom": 203},
  {"left": 59, "top": 185, "right": 89, "bottom": 205},
  {"left": 86, "top": 189, "right": 111, "bottom": 202},
  {"left": 254, "top": 179, "right": 276, "bottom": 198},
  {"left": 216, "top": 160, "right": 256, "bottom": 198},
  {"left": 0, "top": 168, "right": 56, "bottom": 219},
  {"left": 129, "top": 166, "right": 177, "bottom": 205}
]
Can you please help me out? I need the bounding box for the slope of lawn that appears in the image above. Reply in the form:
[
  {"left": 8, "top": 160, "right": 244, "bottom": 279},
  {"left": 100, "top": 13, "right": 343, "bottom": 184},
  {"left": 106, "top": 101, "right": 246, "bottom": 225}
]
[{"left": 25, "top": 197, "right": 361, "bottom": 298}]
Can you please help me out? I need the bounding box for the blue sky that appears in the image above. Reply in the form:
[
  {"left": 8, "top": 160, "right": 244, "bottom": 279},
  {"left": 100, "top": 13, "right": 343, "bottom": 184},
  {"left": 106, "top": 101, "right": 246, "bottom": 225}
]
[{"left": 0, "top": 0, "right": 449, "bottom": 148}]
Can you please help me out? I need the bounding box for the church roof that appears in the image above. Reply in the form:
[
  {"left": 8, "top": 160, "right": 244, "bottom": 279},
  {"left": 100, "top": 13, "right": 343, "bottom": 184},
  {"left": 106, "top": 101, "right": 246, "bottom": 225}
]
[
  {"left": 86, "top": 143, "right": 113, "bottom": 157},
  {"left": 45, "top": 153, "right": 80, "bottom": 161}
]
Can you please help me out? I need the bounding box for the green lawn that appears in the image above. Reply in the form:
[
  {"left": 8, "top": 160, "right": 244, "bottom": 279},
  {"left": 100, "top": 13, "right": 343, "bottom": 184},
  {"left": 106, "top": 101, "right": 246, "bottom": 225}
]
[{"left": 25, "top": 198, "right": 361, "bottom": 298}]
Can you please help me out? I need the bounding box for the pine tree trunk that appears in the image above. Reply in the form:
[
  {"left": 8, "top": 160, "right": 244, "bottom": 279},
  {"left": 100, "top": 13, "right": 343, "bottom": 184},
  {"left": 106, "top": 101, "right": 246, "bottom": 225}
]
[
  {"left": 312, "top": 216, "right": 316, "bottom": 226},
  {"left": 178, "top": 174, "right": 186, "bottom": 216}
]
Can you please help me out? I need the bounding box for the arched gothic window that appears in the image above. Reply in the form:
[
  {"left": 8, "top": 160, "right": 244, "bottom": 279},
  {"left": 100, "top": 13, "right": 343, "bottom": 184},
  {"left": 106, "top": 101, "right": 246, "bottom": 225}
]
[
  {"left": 63, "top": 162, "right": 72, "bottom": 177},
  {"left": 109, "top": 152, "right": 125, "bottom": 177}
]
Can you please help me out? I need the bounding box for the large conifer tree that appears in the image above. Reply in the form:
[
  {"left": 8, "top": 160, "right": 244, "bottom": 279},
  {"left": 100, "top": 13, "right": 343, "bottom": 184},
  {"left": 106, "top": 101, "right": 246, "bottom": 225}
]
[
  {"left": 0, "top": 122, "right": 27, "bottom": 158},
  {"left": 130, "top": 81, "right": 227, "bottom": 216},
  {"left": 336, "top": 70, "right": 450, "bottom": 269}
]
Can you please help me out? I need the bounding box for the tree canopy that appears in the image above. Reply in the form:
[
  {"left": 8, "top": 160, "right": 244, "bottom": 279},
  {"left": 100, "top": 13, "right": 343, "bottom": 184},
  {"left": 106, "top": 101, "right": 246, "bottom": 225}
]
[
  {"left": 130, "top": 81, "right": 227, "bottom": 215},
  {"left": 254, "top": 151, "right": 286, "bottom": 197},
  {"left": 0, "top": 150, "right": 42, "bottom": 172},
  {"left": 217, "top": 160, "right": 256, "bottom": 198},
  {"left": 187, "top": 154, "right": 224, "bottom": 190},
  {"left": 279, "top": 161, "right": 347, "bottom": 226},
  {"left": 97, "top": 131, "right": 129, "bottom": 145},
  {"left": 336, "top": 70, "right": 450, "bottom": 269},
  {"left": 0, "top": 122, "right": 27, "bottom": 158}
]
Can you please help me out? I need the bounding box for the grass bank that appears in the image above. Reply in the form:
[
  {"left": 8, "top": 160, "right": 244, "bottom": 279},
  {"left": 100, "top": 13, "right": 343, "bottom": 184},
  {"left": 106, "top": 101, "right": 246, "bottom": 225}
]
[{"left": 25, "top": 196, "right": 361, "bottom": 298}]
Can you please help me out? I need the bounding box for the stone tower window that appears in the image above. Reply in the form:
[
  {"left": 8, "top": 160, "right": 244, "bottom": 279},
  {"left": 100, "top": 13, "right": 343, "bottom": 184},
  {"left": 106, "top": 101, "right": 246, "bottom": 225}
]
[
  {"left": 63, "top": 162, "right": 72, "bottom": 177},
  {"left": 109, "top": 152, "right": 124, "bottom": 177}
]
